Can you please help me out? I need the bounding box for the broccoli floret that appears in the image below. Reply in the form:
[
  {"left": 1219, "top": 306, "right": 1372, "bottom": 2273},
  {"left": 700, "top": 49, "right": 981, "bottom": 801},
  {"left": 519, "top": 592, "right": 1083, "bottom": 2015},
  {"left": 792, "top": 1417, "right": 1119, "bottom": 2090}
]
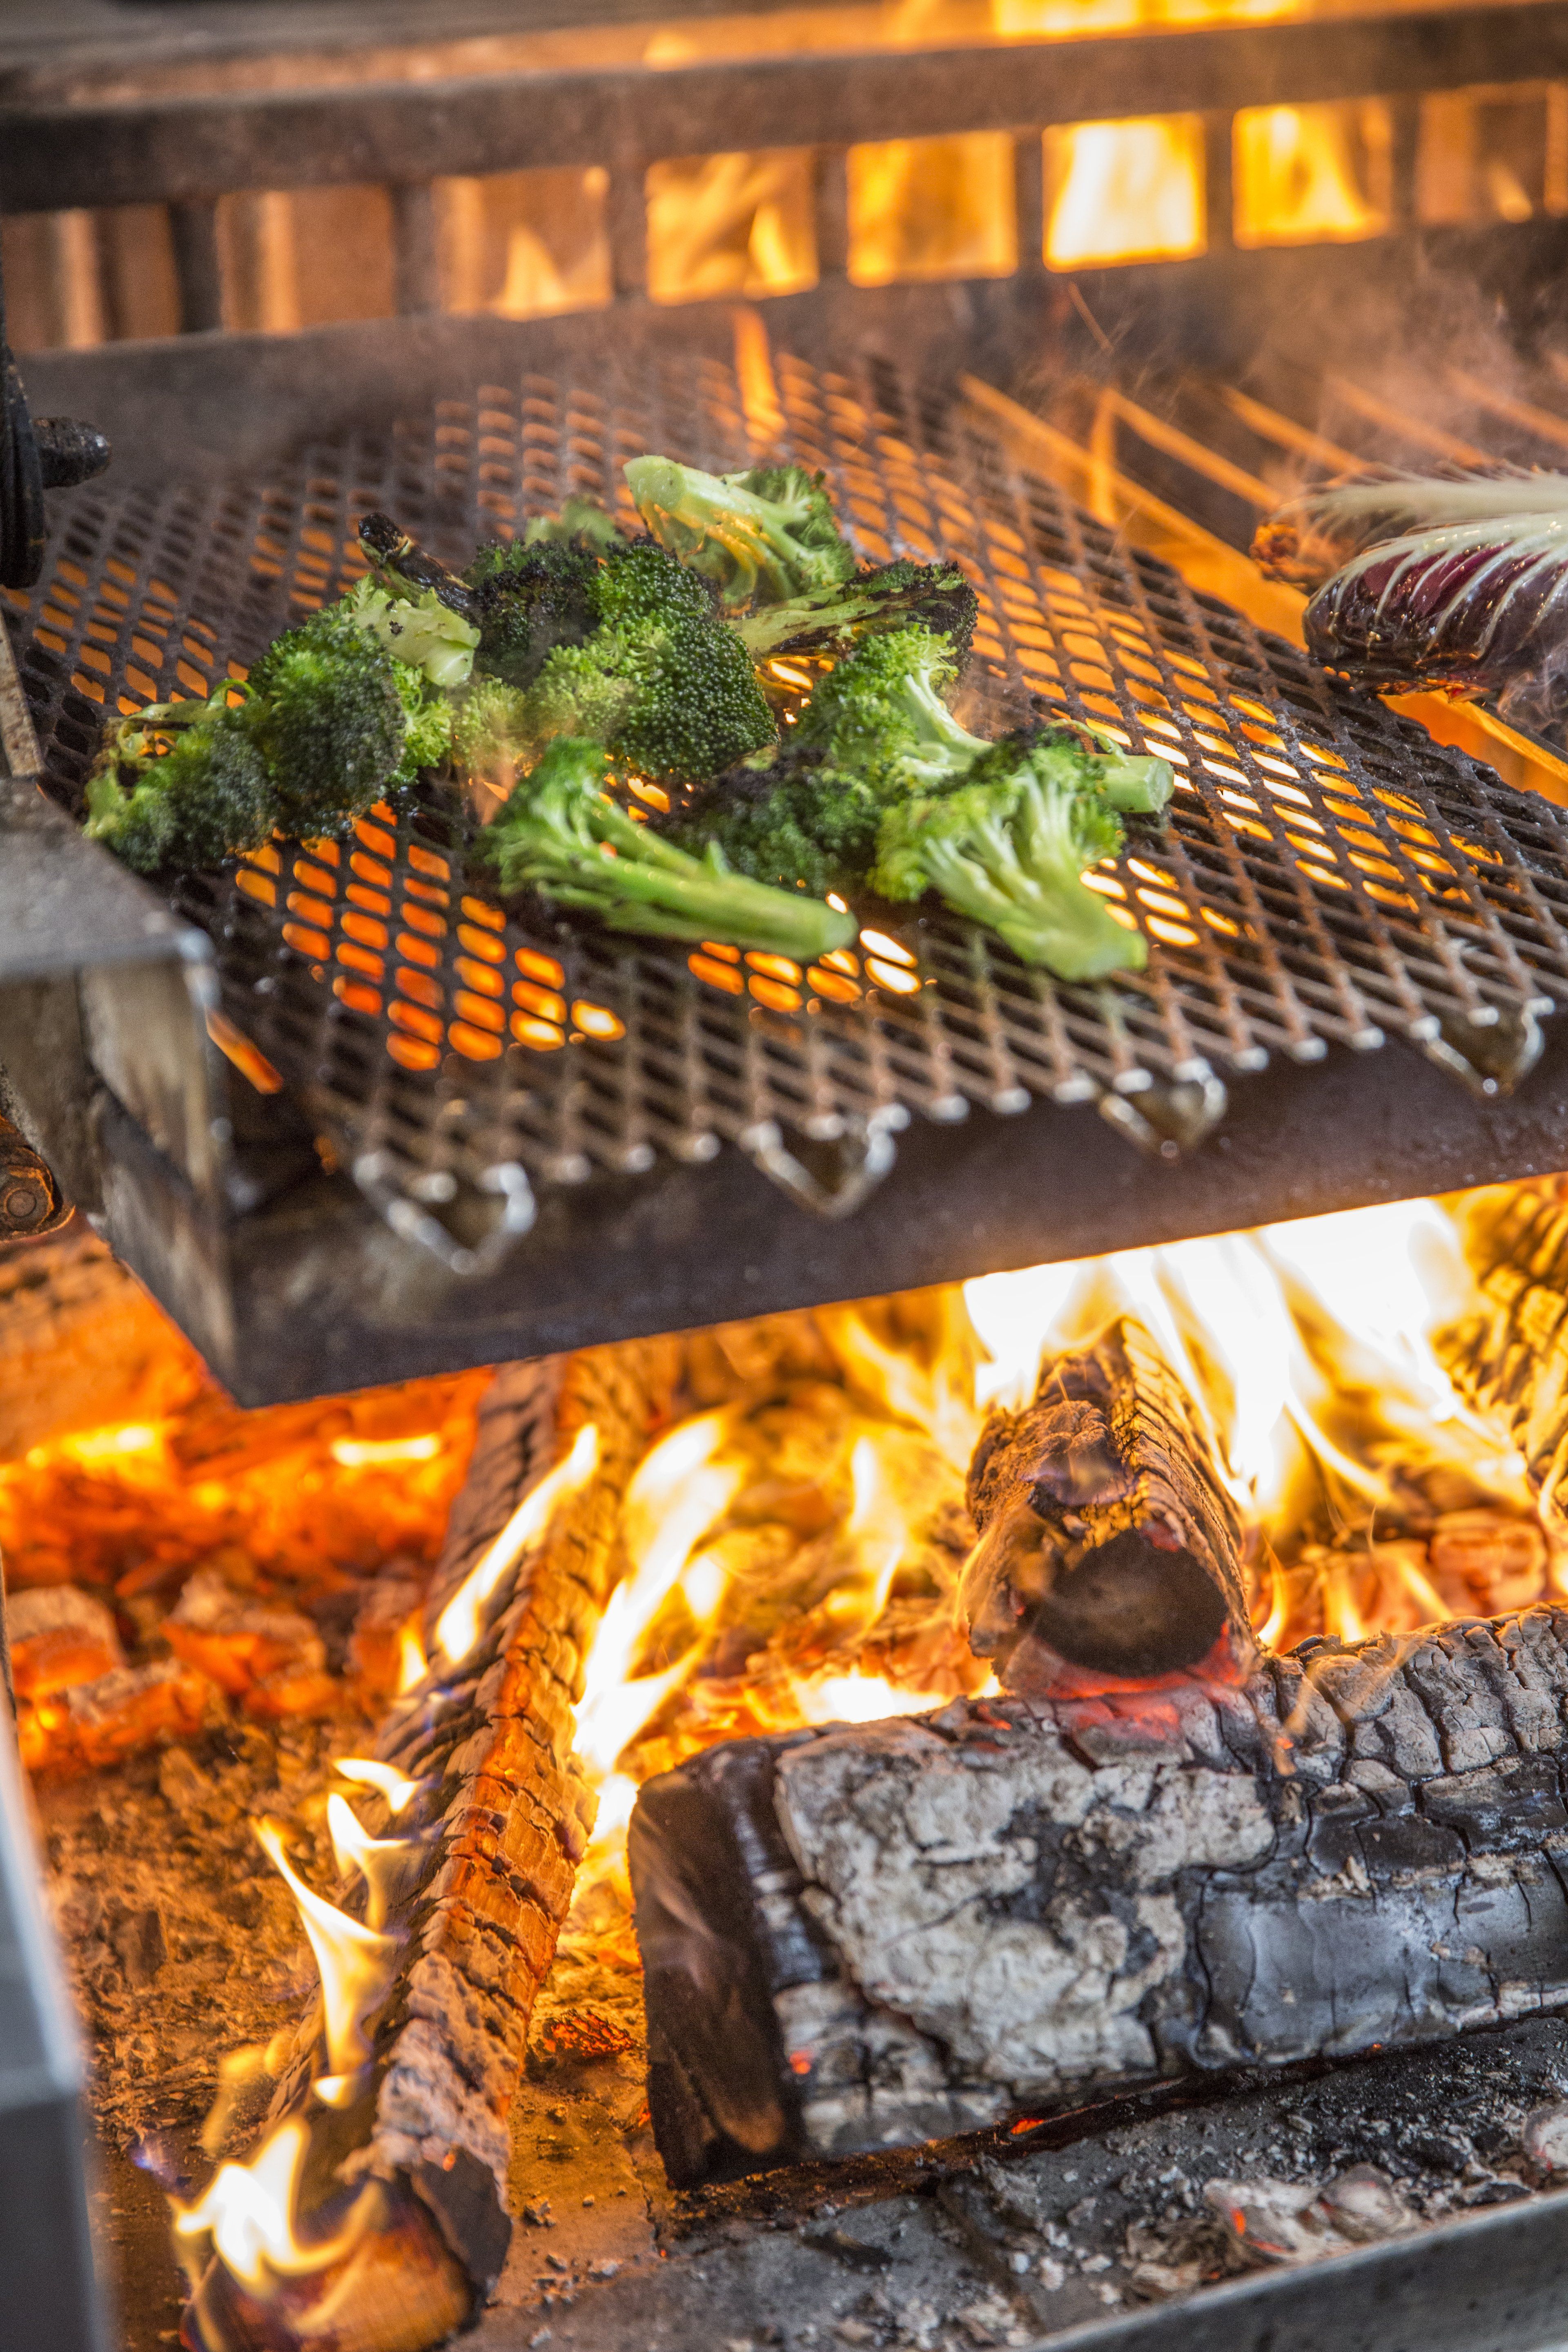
[
  {"left": 737, "top": 559, "right": 980, "bottom": 664},
  {"left": 659, "top": 622, "right": 985, "bottom": 890},
  {"left": 871, "top": 733, "right": 1144, "bottom": 980},
  {"left": 666, "top": 742, "right": 883, "bottom": 896},
  {"left": 794, "top": 624, "right": 989, "bottom": 798},
  {"left": 481, "top": 736, "right": 857, "bottom": 960},
  {"left": 243, "top": 604, "right": 412, "bottom": 837},
  {"left": 450, "top": 674, "right": 533, "bottom": 812},
  {"left": 523, "top": 538, "right": 775, "bottom": 783},
  {"left": 345, "top": 576, "right": 479, "bottom": 689},
  {"left": 392, "top": 661, "right": 455, "bottom": 784},
  {"left": 625, "top": 455, "right": 857, "bottom": 609},
  {"left": 84, "top": 693, "right": 275, "bottom": 876},
  {"left": 522, "top": 496, "right": 626, "bottom": 556},
  {"left": 462, "top": 540, "right": 604, "bottom": 690}
]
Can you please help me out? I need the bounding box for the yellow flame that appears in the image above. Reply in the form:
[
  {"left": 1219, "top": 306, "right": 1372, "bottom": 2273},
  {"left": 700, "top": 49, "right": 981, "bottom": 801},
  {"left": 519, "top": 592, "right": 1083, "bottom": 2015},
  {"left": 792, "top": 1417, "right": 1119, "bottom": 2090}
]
[
  {"left": 434, "top": 1422, "right": 600, "bottom": 1663},
  {"left": 964, "top": 1199, "right": 1533, "bottom": 1642},
  {"left": 573, "top": 1409, "right": 744, "bottom": 1780},
  {"left": 254, "top": 1821, "right": 400, "bottom": 2077},
  {"left": 332, "top": 1757, "right": 423, "bottom": 1817},
  {"left": 1234, "top": 100, "right": 1391, "bottom": 246},
  {"left": 174, "top": 2119, "right": 374, "bottom": 2287},
  {"left": 793, "top": 1671, "right": 965, "bottom": 1725},
  {"left": 330, "top": 1434, "right": 442, "bottom": 1467},
  {"left": 46, "top": 1421, "right": 163, "bottom": 1467},
  {"left": 1044, "top": 116, "right": 1206, "bottom": 268},
  {"left": 395, "top": 1619, "right": 428, "bottom": 1695},
  {"left": 325, "top": 1793, "right": 423, "bottom": 1933}
]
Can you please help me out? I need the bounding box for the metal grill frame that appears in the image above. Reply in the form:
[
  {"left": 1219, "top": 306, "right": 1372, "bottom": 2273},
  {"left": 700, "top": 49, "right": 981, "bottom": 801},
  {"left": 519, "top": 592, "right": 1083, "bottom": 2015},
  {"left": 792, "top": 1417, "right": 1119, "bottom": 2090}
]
[{"left": 9, "top": 303, "right": 1568, "bottom": 1404}]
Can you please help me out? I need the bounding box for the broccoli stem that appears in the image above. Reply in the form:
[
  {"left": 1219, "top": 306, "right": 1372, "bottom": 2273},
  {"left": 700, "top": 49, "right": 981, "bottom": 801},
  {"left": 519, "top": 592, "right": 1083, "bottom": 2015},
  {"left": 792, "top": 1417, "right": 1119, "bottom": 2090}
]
[
  {"left": 920, "top": 824, "right": 1143, "bottom": 978},
  {"left": 485, "top": 738, "right": 856, "bottom": 960},
  {"left": 1086, "top": 736, "right": 1176, "bottom": 815}
]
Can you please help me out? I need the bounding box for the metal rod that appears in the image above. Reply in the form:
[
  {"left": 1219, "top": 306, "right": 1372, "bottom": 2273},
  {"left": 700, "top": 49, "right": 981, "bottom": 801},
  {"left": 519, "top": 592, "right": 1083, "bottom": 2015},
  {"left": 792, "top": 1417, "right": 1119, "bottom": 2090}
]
[
  {"left": 392, "top": 181, "right": 440, "bottom": 317},
  {"left": 169, "top": 198, "right": 223, "bottom": 334}
]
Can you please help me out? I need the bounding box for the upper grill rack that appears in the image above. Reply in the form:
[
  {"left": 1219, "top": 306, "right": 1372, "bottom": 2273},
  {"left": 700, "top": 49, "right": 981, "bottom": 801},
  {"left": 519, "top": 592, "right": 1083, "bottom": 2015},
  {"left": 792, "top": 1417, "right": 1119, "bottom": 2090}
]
[{"left": 13, "top": 344, "right": 1568, "bottom": 1251}]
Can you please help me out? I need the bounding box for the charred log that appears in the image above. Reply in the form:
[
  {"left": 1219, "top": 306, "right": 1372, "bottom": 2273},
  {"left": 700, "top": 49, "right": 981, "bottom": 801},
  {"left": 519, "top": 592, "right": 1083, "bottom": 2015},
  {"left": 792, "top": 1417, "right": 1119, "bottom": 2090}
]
[
  {"left": 184, "top": 1337, "right": 678, "bottom": 2352},
  {"left": 632, "top": 1606, "right": 1568, "bottom": 2187},
  {"left": 960, "top": 1317, "right": 1250, "bottom": 1688}
]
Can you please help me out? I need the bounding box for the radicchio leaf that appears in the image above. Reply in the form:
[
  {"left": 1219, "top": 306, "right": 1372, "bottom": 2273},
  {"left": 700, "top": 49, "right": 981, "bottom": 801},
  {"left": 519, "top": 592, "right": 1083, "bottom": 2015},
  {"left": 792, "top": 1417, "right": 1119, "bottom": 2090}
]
[
  {"left": 1252, "top": 465, "right": 1568, "bottom": 590},
  {"left": 1301, "top": 512, "right": 1568, "bottom": 697}
]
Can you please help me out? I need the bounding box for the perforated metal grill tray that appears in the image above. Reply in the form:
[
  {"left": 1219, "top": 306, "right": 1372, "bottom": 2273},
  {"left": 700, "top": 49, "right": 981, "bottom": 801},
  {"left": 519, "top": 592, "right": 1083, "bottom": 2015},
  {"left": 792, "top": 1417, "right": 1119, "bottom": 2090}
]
[{"left": 14, "top": 343, "right": 1568, "bottom": 1252}]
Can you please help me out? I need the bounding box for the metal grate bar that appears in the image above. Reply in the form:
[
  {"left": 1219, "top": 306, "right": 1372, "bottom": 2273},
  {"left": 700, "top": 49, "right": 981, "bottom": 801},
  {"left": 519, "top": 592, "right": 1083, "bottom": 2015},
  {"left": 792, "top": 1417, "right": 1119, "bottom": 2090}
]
[{"left": 15, "top": 342, "right": 1568, "bottom": 1242}]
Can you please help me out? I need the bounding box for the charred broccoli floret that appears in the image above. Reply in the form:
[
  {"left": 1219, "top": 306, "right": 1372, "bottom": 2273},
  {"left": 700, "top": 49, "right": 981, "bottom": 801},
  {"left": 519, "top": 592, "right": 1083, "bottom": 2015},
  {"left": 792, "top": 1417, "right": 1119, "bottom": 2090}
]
[
  {"left": 461, "top": 539, "right": 604, "bottom": 689},
  {"left": 481, "top": 736, "right": 856, "bottom": 960},
  {"left": 870, "top": 730, "right": 1153, "bottom": 980},
  {"left": 625, "top": 455, "right": 857, "bottom": 609},
  {"left": 663, "top": 623, "right": 983, "bottom": 888},
  {"left": 666, "top": 741, "right": 882, "bottom": 897},
  {"left": 522, "top": 537, "right": 775, "bottom": 783},
  {"left": 737, "top": 559, "right": 980, "bottom": 665},
  {"left": 84, "top": 691, "right": 274, "bottom": 876}
]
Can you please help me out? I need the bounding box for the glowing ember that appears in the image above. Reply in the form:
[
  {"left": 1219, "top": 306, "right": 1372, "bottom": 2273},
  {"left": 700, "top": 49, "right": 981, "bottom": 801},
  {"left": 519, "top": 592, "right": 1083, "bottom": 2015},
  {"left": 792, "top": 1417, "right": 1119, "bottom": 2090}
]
[{"left": 433, "top": 1420, "right": 600, "bottom": 1662}]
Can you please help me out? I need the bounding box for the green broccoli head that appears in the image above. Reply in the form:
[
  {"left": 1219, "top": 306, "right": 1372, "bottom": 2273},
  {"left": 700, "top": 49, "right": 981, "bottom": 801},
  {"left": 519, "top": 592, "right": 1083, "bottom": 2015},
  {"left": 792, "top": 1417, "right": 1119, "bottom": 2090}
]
[
  {"left": 450, "top": 674, "right": 534, "bottom": 811},
  {"left": 523, "top": 538, "right": 775, "bottom": 784},
  {"left": 85, "top": 702, "right": 275, "bottom": 876},
  {"left": 871, "top": 732, "right": 1142, "bottom": 981},
  {"left": 462, "top": 539, "right": 605, "bottom": 689},
  {"left": 662, "top": 743, "right": 881, "bottom": 896},
  {"left": 243, "top": 604, "right": 410, "bottom": 835},
  {"left": 391, "top": 659, "right": 455, "bottom": 784},
  {"left": 795, "top": 624, "right": 988, "bottom": 799},
  {"left": 521, "top": 496, "right": 626, "bottom": 557},
  {"left": 624, "top": 454, "right": 857, "bottom": 609},
  {"left": 480, "top": 735, "right": 855, "bottom": 960}
]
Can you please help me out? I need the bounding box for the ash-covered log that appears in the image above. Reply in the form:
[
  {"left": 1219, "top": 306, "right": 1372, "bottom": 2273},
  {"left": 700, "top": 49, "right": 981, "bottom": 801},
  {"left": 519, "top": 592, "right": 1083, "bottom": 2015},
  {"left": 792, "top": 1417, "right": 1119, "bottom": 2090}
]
[
  {"left": 960, "top": 1316, "right": 1251, "bottom": 1688},
  {"left": 183, "top": 1336, "right": 678, "bottom": 2352},
  {"left": 632, "top": 1606, "right": 1568, "bottom": 2188}
]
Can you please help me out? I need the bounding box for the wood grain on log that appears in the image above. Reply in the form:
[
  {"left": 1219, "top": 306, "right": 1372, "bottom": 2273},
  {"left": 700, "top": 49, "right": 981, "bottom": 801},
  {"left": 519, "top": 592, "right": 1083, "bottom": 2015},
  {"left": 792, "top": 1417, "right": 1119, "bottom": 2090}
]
[
  {"left": 632, "top": 1606, "right": 1568, "bottom": 2187},
  {"left": 184, "top": 1337, "right": 678, "bottom": 2351},
  {"left": 961, "top": 1317, "right": 1250, "bottom": 1688}
]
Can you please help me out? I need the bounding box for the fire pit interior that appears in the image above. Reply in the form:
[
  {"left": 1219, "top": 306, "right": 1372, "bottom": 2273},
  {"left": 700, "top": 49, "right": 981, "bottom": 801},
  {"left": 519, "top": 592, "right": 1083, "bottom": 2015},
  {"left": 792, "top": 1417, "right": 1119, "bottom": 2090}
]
[
  {"left": 12, "top": 5, "right": 1568, "bottom": 2351},
  {"left": 10, "top": 1182, "right": 1568, "bottom": 2352}
]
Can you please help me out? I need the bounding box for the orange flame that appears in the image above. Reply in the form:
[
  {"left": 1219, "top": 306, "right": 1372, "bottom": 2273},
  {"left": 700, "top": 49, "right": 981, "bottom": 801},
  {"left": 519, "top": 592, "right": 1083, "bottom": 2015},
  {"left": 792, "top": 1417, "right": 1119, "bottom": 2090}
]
[{"left": 174, "top": 2120, "right": 378, "bottom": 2288}]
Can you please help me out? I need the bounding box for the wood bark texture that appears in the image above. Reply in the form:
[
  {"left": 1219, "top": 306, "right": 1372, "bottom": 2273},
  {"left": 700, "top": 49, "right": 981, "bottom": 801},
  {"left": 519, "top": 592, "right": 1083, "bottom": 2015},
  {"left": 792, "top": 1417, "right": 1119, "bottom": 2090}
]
[
  {"left": 185, "top": 1337, "right": 678, "bottom": 2352},
  {"left": 961, "top": 1316, "right": 1250, "bottom": 1687},
  {"left": 632, "top": 1606, "right": 1568, "bottom": 2187}
]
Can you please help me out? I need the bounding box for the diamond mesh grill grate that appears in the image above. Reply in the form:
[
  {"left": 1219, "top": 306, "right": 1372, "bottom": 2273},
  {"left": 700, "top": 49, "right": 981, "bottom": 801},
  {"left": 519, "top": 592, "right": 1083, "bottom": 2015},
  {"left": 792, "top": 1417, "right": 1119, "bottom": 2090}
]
[{"left": 12, "top": 344, "right": 1568, "bottom": 1230}]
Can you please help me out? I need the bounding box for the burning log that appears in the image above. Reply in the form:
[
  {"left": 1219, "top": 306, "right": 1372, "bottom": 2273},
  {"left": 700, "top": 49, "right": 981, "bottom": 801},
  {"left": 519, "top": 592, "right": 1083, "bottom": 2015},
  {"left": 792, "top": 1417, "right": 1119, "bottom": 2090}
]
[
  {"left": 960, "top": 1317, "right": 1252, "bottom": 1690},
  {"left": 632, "top": 1604, "right": 1568, "bottom": 2187},
  {"left": 180, "top": 1336, "right": 679, "bottom": 2352}
]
